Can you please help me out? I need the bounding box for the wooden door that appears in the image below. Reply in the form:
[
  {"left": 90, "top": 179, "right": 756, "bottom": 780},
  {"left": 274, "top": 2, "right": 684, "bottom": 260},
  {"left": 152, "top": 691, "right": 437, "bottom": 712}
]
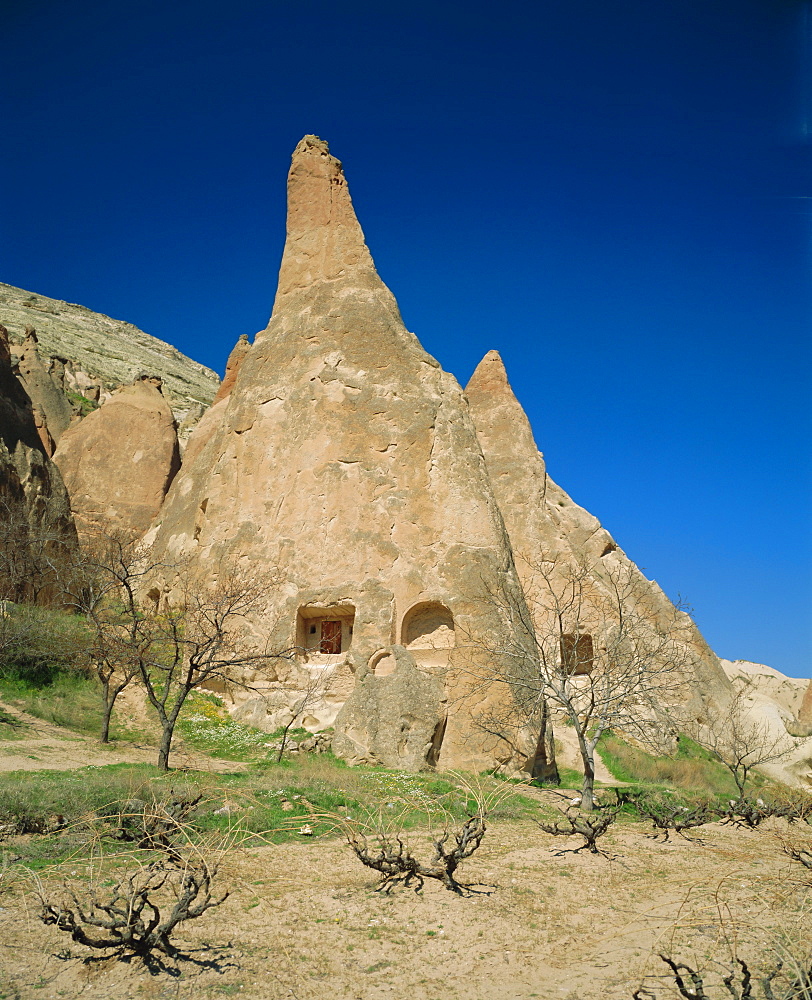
[{"left": 320, "top": 620, "right": 342, "bottom": 654}]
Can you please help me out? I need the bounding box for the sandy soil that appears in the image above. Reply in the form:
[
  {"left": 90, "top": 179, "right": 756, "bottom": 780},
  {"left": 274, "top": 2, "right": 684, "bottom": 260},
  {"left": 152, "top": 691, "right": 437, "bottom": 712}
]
[
  {"left": 0, "top": 707, "right": 807, "bottom": 1000},
  {"left": 0, "top": 810, "right": 807, "bottom": 998}
]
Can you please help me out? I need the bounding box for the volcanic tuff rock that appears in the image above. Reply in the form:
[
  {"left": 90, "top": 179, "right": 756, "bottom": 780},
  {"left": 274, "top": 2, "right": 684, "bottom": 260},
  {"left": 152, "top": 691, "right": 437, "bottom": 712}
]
[
  {"left": 53, "top": 376, "right": 181, "bottom": 543},
  {"left": 143, "top": 135, "right": 533, "bottom": 771},
  {"left": 14, "top": 328, "right": 74, "bottom": 453},
  {"left": 0, "top": 323, "right": 76, "bottom": 596},
  {"left": 464, "top": 349, "right": 732, "bottom": 711},
  {"left": 0, "top": 282, "right": 220, "bottom": 420},
  {"left": 720, "top": 659, "right": 809, "bottom": 723},
  {"left": 213, "top": 334, "right": 252, "bottom": 404}
]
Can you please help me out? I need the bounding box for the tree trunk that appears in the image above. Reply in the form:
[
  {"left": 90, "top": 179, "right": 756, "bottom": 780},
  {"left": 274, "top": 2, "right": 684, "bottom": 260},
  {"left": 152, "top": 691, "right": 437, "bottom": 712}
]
[
  {"left": 157, "top": 723, "right": 173, "bottom": 771},
  {"left": 100, "top": 700, "right": 112, "bottom": 744},
  {"left": 576, "top": 732, "right": 596, "bottom": 811}
]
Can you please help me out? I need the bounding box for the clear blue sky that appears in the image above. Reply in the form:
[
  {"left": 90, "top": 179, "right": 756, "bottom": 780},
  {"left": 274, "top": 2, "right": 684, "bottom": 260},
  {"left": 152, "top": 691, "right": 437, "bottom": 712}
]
[{"left": 2, "top": 0, "right": 810, "bottom": 676}]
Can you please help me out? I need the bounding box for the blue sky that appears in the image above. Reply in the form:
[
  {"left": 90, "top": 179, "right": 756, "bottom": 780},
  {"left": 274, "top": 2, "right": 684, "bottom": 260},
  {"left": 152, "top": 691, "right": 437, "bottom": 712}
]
[{"left": 2, "top": 0, "right": 810, "bottom": 676}]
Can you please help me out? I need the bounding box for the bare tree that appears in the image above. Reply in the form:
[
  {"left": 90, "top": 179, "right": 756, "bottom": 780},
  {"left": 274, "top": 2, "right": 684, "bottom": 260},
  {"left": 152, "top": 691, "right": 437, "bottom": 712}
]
[
  {"left": 60, "top": 538, "right": 296, "bottom": 766},
  {"left": 59, "top": 534, "right": 157, "bottom": 743},
  {"left": 476, "top": 553, "right": 695, "bottom": 810},
  {"left": 683, "top": 684, "right": 800, "bottom": 800},
  {"left": 136, "top": 569, "right": 296, "bottom": 770},
  {"left": 273, "top": 666, "right": 336, "bottom": 762},
  {"left": 0, "top": 495, "right": 76, "bottom": 608}
]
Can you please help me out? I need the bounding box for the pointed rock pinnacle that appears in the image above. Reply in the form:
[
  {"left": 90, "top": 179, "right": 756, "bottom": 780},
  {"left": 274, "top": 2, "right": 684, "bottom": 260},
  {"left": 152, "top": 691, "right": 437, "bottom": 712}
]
[
  {"left": 466, "top": 350, "right": 511, "bottom": 396},
  {"left": 275, "top": 135, "right": 377, "bottom": 300}
]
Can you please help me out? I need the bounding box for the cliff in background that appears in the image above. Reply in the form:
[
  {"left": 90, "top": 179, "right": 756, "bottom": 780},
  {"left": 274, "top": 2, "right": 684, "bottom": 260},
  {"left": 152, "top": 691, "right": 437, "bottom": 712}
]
[{"left": 0, "top": 282, "right": 220, "bottom": 422}]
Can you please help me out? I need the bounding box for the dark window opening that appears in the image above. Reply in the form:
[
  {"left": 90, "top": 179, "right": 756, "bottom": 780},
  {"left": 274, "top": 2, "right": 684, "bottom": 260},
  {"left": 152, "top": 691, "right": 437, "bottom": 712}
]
[{"left": 560, "top": 633, "right": 594, "bottom": 675}]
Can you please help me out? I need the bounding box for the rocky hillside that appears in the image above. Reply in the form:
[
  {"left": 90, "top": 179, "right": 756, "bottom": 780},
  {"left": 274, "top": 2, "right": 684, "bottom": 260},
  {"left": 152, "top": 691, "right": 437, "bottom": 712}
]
[{"left": 0, "top": 282, "right": 219, "bottom": 418}]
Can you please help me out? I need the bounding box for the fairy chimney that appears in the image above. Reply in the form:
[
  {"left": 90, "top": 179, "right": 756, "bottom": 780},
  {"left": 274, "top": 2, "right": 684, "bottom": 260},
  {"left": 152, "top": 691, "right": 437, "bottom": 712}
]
[
  {"left": 143, "top": 136, "right": 533, "bottom": 770},
  {"left": 464, "top": 349, "right": 731, "bottom": 710}
]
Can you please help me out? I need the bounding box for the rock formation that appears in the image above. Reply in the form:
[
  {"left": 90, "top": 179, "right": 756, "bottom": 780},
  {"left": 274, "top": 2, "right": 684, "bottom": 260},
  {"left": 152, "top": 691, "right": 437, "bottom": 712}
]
[
  {"left": 14, "top": 327, "right": 74, "bottom": 452},
  {"left": 464, "top": 349, "right": 732, "bottom": 711},
  {"left": 53, "top": 375, "right": 181, "bottom": 543},
  {"left": 0, "top": 281, "right": 220, "bottom": 423},
  {"left": 213, "top": 334, "right": 251, "bottom": 404},
  {"left": 143, "top": 135, "right": 534, "bottom": 771},
  {"left": 0, "top": 323, "right": 76, "bottom": 600},
  {"left": 800, "top": 681, "right": 812, "bottom": 728},
  {"left": 718, "top": 659, "right": 812, "bottom": 787}
]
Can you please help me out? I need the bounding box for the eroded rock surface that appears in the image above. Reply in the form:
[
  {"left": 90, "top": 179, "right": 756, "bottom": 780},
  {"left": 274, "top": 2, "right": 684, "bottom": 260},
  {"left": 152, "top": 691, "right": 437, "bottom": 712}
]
[
  {"left": 53, "top": 375, "right": 180, "bottom": 542},
  {"left": 0, "top": 324, "right": 76, "bottom": 598},
  {"left": 14, "top": 328, "right": 73, "bottom": 452},
  {"left": 144, "top": 136, "right": 532, "bottom": 770},
  {"left": 464, "top": 350, "right": 732, "bottom": 715},
  {"left": 213, "top": 334, "right": 252, "bottom": 404}
]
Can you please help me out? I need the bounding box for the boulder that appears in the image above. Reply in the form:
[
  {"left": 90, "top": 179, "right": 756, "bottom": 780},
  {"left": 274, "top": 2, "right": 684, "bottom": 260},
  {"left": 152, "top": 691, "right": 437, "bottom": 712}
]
[{"left": 53, "top": 375, "right": 180, "bottom": 542}]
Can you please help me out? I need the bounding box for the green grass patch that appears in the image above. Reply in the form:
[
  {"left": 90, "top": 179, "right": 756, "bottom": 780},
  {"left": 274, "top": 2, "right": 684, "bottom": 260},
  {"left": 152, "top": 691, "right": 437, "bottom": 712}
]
[
  {"left": 0, "top": 755, "right": 542, "bottom": 867},
  {"left": 66, "top": 390, "right": 99, "bottom": 416},
  {"left": 0, "top": 667, "right": 142, "bottom": 743},
  {"left": 546, "top": 765, "right": 584, "bottom": 790},
  {"left": 597, "top": 732, "right": 760, "bottom": 799},
  {"left": 176, "top": 691, "right": 273, "bottom": 761}
]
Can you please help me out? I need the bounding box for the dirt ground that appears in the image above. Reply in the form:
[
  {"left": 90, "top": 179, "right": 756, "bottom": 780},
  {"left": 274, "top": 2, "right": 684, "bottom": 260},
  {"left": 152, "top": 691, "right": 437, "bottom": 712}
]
[
  {"left": 0, "top": 698, "right": 246, "bottom": 774},
  {"left": 0, "top": 709, "right": 808, "bottom": 1000},
  {"left": 1, "top": 812, "right": 808, "bottom": 998}
]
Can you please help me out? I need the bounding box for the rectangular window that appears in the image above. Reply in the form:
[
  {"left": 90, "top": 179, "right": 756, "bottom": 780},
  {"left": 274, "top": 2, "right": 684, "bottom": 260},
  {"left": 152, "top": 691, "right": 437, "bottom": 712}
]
[{"left": 560, "top": 633, "right": 594, "bottom": 675}]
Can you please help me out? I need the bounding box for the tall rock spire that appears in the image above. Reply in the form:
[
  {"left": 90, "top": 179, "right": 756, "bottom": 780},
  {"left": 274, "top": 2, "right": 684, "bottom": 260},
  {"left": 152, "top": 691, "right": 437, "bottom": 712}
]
[
  {"left": 144, "top": 138, "right": 534, "bottom": 771},
  {"left": 273, "top": 135, "right": 379, "bottom": 302}
]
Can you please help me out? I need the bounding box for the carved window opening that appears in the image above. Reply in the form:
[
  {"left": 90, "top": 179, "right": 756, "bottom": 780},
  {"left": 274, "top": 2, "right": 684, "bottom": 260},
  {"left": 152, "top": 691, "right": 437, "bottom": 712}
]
[
  {"left": 401, "top": 602, "right": 455, "bottom": 650},
  {"left": 560, "top": 633, "right": 594, "bottom": 675},
  {"left": 296, "top": 604, "right": 355, "bottom": 659}
]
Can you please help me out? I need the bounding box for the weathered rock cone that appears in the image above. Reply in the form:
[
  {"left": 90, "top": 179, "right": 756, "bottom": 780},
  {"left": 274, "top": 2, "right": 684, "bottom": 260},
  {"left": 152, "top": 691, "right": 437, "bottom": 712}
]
[
  {"left": 212, "top": 334, "right": 251, "bottom": 404},
  {"left": 53, "top": 375, "right": 180, "bottom": 543},
  {"left": 464, "top": 349, "right": 731, "bottom": 711},
  {"left": 144, "top": 136, "right": 533, "bottom": 770}
]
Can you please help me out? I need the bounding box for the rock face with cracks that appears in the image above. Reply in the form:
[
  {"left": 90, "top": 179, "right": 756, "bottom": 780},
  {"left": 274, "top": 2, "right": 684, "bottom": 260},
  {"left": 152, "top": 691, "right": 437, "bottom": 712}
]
[
  {"left": 0, "top": 281, "right": 220, "bottom": 419},
  {"left": 14, "top": 328, "right": 74, "bottom": 453},
  {"left": 143, "top": 136, "right": 532, "bottom": 771},
  {"left": 53, "top": 376, "right": 181, "bottom": 543},
  {"left": 0, "top": 323, "right": 76, "bottom": 597}
]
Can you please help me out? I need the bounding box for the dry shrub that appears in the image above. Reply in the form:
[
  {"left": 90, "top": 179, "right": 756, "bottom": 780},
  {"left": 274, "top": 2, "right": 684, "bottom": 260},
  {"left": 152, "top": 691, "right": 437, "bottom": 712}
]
[
  {"left": 536, "top": 805, "right": 618, "bottom": 855},
  {"left": 38, "top": 854, "right": 227, "bottom": 959},
  {"left": 338, "top": 774, "right": 506, "bottom": 894}
]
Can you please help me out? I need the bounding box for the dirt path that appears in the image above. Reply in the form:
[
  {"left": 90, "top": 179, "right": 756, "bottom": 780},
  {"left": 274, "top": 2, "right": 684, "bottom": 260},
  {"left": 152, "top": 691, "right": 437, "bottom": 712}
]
[
  {"left": 555, "top": 723, "right": 620, "bottom": 785},
  {"left": 0, "top": 700, "right": 246, "bottom": 773}
]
